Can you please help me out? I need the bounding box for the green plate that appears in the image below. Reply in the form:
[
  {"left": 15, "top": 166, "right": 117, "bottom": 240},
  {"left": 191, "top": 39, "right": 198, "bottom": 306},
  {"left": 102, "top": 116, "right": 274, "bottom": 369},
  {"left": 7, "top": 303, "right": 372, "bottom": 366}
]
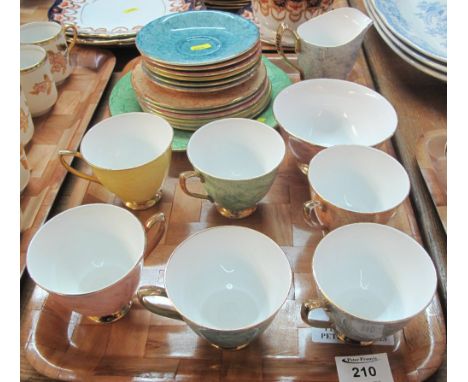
[{"left": 109, "top": 56, "right": 292, "bottom": 151}]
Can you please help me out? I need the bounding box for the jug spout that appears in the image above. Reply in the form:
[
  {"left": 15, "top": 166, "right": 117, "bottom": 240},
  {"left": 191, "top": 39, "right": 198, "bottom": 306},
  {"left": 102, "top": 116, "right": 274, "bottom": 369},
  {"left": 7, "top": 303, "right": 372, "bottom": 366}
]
[
  {"left": 292, "top": 7, "right": 374, "bottom": 80},
  {"left": 296, "top": 7, "right": 373, "bottom": 49}
]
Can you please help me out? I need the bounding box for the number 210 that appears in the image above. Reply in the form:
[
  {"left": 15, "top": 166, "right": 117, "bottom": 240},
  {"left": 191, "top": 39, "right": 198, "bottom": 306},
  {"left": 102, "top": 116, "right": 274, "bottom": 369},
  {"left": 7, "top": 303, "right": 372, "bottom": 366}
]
[{"left": 352, "top": 366, "right": 377, "bottom": 377}]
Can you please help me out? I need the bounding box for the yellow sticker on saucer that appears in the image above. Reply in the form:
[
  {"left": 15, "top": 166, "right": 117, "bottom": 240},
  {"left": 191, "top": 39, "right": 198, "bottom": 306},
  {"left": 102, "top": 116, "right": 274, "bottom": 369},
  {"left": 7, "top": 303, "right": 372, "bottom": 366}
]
[
  {"left": 123, "top": 7, "right": 139, "bottom": 14},
  {"left": 257, "top": 117, "right": 266, "bottom": 123},
  {"left": 191, "top": 43, "right": 212, "bottom": 51}
]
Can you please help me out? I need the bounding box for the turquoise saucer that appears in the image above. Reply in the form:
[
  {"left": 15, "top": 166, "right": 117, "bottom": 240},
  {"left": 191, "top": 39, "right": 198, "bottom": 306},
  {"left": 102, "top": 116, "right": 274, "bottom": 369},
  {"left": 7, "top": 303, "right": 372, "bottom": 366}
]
[
  {"left": 136, "top": 10, "right": 259, "bottom": 66},
  {"left": 109, "top": 56, "right": 292, "bottom": 152}
]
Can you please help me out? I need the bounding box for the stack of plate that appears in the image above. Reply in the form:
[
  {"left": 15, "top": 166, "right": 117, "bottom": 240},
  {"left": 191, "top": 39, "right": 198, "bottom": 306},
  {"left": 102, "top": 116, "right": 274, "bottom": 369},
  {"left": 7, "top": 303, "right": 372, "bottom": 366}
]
[
  {"left": 47, "top": 0, "right": 201, "bottom": 46},
  {"left": 204, "top": 0, "right": 251, "bottom": 12},
  {"left": 133, "top": 10, "right": 271, "bottom": 131},
  {"left": 364, "top": 0, "right": 446, "bottom": 81}
]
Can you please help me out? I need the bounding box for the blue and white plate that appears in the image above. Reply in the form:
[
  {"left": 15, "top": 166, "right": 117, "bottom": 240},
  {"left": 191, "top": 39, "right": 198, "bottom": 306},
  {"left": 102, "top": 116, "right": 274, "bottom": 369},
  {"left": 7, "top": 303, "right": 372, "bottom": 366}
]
[
  {"left": 365, "top": 0, "right": 446, "bottom": 82},
  {"left": 136, "top": 10, "right": 259, "bottom": 66},
  {"left": 372, "top": 0, "right": 446, "bottom": 62}
]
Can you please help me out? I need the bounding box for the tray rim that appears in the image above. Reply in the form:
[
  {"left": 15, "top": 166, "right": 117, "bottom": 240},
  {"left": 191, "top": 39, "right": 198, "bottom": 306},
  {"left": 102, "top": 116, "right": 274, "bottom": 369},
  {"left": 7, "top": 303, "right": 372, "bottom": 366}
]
[{"left": 416, "top": 128, "right": 447, "bottom": 233}]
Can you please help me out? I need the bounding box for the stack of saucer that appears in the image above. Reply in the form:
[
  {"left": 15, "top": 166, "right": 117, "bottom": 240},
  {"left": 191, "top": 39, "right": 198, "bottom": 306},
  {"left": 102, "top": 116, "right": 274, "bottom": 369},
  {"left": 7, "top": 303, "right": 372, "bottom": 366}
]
[
  {"left": 204, "top": 0, "right": 251, "bottom": 12},
  {"left": 133, "top": 10, "right": 271, "bottom": 131}
]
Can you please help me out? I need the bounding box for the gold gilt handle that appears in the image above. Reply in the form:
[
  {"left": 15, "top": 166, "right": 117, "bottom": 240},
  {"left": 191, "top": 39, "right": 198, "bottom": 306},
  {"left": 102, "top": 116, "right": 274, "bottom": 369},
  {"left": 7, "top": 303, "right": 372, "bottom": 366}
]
[
  {"left": 62, "top": 24, "right": 78, "bottom": 53},
  {"left": 301, "top": 299, "right": 333, "bottom": 329},
  {"left": 144, "top": 213, "right": 166, "bottom": 259},
  {"left": 276, "top": 23, "right": 304, "bottom": 80},
  {"left": 58, "top": 150, "right": 100, "bottom": 183},
  {"left": 179, "top": 171, "right": 213, "bottom": 202},
  {"left": 303, "top": 200, "right": 327, "bottom": 231},
  {"left": 137, "top": 285, "right": 184, "bottom": 321}
]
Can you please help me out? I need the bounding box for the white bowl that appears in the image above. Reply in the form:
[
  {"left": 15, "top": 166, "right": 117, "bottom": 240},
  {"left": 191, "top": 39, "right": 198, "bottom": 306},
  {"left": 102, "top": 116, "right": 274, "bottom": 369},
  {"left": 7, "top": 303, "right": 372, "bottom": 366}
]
[{"left": 273, "top": 79, "right": 397, "bottom": 173}]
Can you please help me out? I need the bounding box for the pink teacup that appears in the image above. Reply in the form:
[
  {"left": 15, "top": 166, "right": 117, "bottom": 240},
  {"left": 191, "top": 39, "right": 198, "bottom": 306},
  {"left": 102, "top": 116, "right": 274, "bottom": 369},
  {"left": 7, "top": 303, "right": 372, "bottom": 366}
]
[{"left": 26, "top": 203, "right": 165, "bottom": 323}]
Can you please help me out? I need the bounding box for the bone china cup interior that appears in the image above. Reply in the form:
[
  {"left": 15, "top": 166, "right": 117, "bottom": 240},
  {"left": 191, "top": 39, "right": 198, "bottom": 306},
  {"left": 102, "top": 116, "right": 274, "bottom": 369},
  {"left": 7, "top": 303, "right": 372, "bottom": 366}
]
[
  {"left": 302, "top": 223, "right": 437, "bottom": 343},
  {"left": 273, "top": 79, "right": 397, "bottom": 174},
  {"left": 304, "top": 145, "right": 410, "bottom": 231},
  {"left": 180, "top": 118, "right": 285, "bottom": 219},
  {"left": 138, "top": 226, "right": 292, "bottom": 349},
  {"left": 59, "top": 112, "right": 173, "bottom": 210},
  {"left": 26, "top": 204, "right": 165, "bottom": 323}
]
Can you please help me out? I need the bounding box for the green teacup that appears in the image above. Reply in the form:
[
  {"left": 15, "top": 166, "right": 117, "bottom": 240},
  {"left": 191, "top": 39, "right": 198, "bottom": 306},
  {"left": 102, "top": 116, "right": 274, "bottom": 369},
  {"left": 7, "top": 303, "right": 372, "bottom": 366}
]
[{"left": 179, "top": 118, "right": 286, "bottom": 219}]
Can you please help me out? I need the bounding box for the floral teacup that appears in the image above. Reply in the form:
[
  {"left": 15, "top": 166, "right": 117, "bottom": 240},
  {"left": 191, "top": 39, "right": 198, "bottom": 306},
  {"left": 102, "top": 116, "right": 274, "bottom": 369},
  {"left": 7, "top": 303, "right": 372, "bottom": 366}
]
[{"left": 21, "top": 21, "right": 77, "bottom": 85}]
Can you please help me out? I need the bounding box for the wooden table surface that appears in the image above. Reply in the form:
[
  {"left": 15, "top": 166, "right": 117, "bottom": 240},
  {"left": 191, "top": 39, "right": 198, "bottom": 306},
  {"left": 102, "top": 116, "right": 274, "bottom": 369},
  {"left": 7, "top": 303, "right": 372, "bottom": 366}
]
[{"left": 20, "top": 0, "right": 447, "bottom": 380}]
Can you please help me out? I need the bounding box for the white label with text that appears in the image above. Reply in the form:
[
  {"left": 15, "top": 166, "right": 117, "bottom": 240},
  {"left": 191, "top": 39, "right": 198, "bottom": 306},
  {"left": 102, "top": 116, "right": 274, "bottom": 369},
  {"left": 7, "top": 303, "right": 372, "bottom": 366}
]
[
  {"left": 335, "top": 353, "right": 394, "bottom": 382},
  {"left": 311, "top": 328, "right": 394, "bottom": 346}
]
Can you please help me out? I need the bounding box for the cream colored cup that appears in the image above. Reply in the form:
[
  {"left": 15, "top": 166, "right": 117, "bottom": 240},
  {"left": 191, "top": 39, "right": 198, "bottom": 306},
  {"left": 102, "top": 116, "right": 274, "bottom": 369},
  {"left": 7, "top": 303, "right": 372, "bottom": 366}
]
[
  {"left": 59, "top": 112, "right": 173, "bottom": 210},
  {"left": 20, "top": 45, "right": 58, "bottom": 117},
  {"left": 26, "top": 203, "right": 166, "bottom": 323},
  {"left": 20, "top": 21, "right": 77, "bottom": 84},
  {"left": 20, "top": 144, "right": 31, "bottom": 193},
  {"left": 304, "top": 145, "right": 410, "bottom": 232},
  {"left": 302, "top": 223, "right": 437, "bottom": 344},
  {"left": 20, "top": 87, "right": 34, "bottom": 145},
  {"left": 138, "top": 226, "right": 292, "bottom": 349}
]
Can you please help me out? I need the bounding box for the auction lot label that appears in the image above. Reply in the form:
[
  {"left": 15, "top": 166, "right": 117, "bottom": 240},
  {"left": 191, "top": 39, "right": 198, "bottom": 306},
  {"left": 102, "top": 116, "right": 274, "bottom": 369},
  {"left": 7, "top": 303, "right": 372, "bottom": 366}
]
[{"left": 335, "top": 353, "right": 394, "bottom": 382}]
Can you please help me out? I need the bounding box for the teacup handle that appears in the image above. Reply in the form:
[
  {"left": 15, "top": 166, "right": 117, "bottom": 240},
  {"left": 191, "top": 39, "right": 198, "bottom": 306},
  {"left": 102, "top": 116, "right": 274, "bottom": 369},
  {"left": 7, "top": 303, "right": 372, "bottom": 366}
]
[
  {"left": 58, "top": 150, "right": 100, "bottom": 183},
  {"left": 179, "top": 171, "right": 214, "bottom": 202},
  {"left": 144, "top": 213, "right": 166, "bottom": 258},
  {"left": 301, "top": 299, "right": 333, "bottom": 329},
  {"left": 303, "top": 200, "right": 327, "bottom": 230},
  {"left": 137, "top": 285, "right": 183, "bottom": 321},
  {"left": 276, "top": 23, "right": 305, "bottom": 80},
  {"left": 62, "top": 24, "right": 78, "bottom": 53}
]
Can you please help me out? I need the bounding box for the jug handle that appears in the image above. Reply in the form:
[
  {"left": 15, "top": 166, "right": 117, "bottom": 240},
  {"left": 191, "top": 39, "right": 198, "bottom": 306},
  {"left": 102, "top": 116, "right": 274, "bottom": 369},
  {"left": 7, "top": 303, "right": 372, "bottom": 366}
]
[{"left": 276, "top": 23, "right": 305, "bottom": 80}]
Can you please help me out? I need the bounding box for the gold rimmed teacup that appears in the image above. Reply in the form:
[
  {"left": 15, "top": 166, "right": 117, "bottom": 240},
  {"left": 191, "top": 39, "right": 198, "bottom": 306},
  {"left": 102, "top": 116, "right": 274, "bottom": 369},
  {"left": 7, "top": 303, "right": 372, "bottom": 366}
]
[
  {"left": 303, "top": 145, "right": 410, "bottom": 232},
  {"left": 20, "top": 44, "right": 58, "bottom": 117},
  {"left": 179, "top": 118, "right": 285, "bottom": 219},
  {"left": 302, "top": 223, "right": 437, "bottom": 344},
  {"left": 59, "top": 112, "right": 173, "bottom": 210},
  {"left": 26, "top": 203, "right": 166, "bottom": 323},
  {"left": 21, "top": 21, "right": 78, "bottom": 85},
  {"left": 138, "top": 225, "right": 292, "bottom": 349}
]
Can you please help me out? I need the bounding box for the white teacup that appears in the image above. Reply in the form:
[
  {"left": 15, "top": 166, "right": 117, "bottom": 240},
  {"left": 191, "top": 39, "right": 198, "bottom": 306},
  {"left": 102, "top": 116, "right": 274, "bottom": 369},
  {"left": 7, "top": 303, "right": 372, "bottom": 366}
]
[
  {"left": 20, "top": 45, "right": 58, "bottom": 117},
  {"left": 302, "top": 223, "right": 437, "bottom": 344},
  {"left": 20, "top": 21, "right": 77, "bottom": 84},
  {"left": 26, "top": 203, "right": 166, "bottom": 323},
  {"left": 20, "top": 87, "right": 34, "bottom": 145},
  {"left": 304, "top": 145, "right": 410, "bottom": 231},
  {"left": 273, "top": 79, "right": 397, "bottom": 174},
  {"left": 138, "top": 226, "right": 292, "bottom": 349}
]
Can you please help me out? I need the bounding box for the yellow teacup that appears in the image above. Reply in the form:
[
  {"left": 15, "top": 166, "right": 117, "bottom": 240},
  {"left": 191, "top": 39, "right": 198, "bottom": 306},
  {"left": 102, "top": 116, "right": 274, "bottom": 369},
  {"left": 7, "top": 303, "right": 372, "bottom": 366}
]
[{"left": 59, "top": 112, "right": 173, "bottom": 210}]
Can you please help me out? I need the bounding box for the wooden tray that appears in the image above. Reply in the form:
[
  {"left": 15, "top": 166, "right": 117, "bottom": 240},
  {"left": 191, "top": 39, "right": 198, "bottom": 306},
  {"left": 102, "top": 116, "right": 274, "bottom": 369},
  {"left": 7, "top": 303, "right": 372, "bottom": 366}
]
[
  {"left": 21, "top": 54, "right": 446, "bottom": 381},
  {"left": 416, "top": 129, "right": 447, "bottom": 233},
  {"left": 20, "top": 46, "right": 116, "bottom": 276}
]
